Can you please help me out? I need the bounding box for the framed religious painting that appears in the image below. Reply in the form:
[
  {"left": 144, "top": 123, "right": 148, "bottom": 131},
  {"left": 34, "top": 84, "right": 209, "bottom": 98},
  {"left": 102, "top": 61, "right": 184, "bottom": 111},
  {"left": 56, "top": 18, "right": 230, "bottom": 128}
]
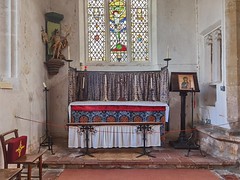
[{"left": 170, "top": 72, "right": 200, "bottom": 92}]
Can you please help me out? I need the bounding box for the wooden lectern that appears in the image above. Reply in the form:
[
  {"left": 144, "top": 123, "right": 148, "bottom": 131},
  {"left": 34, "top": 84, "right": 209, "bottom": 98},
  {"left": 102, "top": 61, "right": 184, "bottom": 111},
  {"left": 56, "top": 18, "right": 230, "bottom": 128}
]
[{"left": 169, "top": 72, "right": 200, "bottom": 149}]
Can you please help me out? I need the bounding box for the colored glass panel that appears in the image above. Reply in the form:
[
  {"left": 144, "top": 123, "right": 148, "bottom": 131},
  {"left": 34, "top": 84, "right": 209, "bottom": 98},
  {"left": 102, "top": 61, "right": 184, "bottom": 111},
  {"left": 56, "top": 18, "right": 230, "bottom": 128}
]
[
  {"left": 87, "top": 0, "right": 149, "bottom": 62},
  {"left": 109, "top": 0, "right": 127, "bottom": 62},
  {"left": 131, "top": 0, "right": 149, "bottom": 61},
  {"left": 87, "top": 0, "right": 106, "bottom": 61}
]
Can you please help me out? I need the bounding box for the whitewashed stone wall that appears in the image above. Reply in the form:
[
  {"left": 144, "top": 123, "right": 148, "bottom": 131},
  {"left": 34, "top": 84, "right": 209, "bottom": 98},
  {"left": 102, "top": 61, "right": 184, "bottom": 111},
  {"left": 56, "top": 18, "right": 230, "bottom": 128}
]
[{"left": 0, "top": 0, "right": 49, "bottom": 168}]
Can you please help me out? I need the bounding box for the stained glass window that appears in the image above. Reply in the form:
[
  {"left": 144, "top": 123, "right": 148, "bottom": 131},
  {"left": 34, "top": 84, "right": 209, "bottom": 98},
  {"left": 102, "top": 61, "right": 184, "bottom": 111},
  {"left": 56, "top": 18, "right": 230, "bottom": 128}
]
[
  {"left": 131, "top": 0, "right": 149, "bottom": 61},
  {"left": 87, "top": 0, "right": 106, "bottom": 61},
  {"left": 87, "top": 0, "right": 149, "bottom": 63}
]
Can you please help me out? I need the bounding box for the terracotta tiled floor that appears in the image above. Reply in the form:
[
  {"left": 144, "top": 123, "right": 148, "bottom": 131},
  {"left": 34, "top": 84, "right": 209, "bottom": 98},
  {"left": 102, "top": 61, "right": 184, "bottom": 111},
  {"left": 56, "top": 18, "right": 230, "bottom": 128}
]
[
  {"left": 37, "top": 138, "right": 240, "bottom": 179},
  {"left": 58, "top": 169, "right": 220, "bottom": 180}
]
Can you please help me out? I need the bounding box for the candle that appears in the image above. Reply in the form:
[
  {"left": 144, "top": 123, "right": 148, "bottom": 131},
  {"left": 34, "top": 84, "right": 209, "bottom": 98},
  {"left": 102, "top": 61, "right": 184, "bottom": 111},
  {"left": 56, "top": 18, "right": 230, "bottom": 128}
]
[
  {"left": 134, "top": 75, "right": 137, "bottom": 86},
  {"left": 167, "top": 46, "right": 169, "bottom": 58},
  {"left": 43, "top": 82, "right": 47, "bottom": 88},
  {"left": 82, "top": 77, "right": 85, "bottom": 89},
  {"left": 68, "top": 46, "right": 71, "bottom": 60},
  {"left": 150, "top": 77, "right": 153, "bottom": 89},
  {"left": 80, "top": 62, "right": 83, "bottom": 71},
  {"left": 104, "top": 75, "right": 107, "bottom": 86}
]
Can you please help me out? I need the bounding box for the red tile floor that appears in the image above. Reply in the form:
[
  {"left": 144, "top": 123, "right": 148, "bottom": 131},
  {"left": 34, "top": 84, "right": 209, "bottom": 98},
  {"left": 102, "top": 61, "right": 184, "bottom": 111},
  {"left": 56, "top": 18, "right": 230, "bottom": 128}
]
[
  {"left": 36, "top": 138, "right": 240, "bottom": 179},
  {"left": 58, "top": 169, "right": 220, "bottom": 180}
]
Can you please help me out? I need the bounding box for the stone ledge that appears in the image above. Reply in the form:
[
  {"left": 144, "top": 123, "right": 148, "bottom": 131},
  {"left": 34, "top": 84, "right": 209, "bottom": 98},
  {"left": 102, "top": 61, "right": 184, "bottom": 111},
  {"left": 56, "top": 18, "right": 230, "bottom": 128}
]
[
  {"left": 197, "top": 125, "right": 240, "bottom": 161},
  {"left": 197, "top": 125, "right": 240, "bottom": 144}
]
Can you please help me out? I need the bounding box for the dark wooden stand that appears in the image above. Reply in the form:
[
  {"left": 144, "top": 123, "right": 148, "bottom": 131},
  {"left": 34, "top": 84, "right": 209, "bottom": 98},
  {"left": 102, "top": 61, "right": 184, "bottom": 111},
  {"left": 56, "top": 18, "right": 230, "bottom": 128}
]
[
  {"left": 169, "top": 72, "right": 200, "bottom": 149},
  {"left": 170, "top": 91, "right": 189, "bottom": 149}
]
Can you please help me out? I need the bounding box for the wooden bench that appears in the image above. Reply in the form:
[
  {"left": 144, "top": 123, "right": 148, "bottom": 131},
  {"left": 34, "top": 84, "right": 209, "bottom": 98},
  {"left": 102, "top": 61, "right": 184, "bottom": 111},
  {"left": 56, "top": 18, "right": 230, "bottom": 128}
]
[{"left": 0, "top": 168, "right": 22, "bottom": 180}]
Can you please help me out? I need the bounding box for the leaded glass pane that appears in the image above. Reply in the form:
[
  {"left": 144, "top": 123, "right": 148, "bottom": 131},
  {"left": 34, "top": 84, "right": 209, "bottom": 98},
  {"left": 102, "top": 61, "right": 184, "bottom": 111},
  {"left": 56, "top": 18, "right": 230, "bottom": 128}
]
[
  {"left": 131, "top": 0, "right": 149, "bottom": 61},
  {"left": 87, "top": 0, "right": 106, "bottom": 61},
  {"left": 109, "top": 0, "right": 127, "bottom": 62}
]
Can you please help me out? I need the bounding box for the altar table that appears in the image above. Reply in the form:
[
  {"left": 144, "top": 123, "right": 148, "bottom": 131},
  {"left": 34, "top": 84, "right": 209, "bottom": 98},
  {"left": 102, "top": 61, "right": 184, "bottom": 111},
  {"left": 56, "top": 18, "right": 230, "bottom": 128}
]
[{"left": 68, "top": 101, "right": 169, "bottom": 148}]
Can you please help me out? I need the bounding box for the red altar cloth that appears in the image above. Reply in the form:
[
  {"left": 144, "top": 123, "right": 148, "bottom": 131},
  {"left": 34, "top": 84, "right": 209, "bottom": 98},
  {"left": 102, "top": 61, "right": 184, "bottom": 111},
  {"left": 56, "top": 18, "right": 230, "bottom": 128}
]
[
  {"left": 71, "top": 105, "right": 166, "bottom": 112},
  {"left": 69, "top": 101, "right": 168, "bottom": 124}
]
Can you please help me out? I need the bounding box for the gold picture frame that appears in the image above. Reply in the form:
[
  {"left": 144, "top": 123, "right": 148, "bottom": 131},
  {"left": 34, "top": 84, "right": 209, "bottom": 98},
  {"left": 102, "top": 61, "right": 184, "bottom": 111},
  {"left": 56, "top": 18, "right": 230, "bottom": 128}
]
[{"left": 170, "top": 72, "right": 200, "bottom": 92}]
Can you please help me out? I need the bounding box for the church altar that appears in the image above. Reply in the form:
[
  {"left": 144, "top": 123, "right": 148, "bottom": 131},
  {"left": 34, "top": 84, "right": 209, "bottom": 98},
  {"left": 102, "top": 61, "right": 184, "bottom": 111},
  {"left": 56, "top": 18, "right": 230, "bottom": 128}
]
[{"left": 68, "top": 101, "right": 169, "bottom": 148}]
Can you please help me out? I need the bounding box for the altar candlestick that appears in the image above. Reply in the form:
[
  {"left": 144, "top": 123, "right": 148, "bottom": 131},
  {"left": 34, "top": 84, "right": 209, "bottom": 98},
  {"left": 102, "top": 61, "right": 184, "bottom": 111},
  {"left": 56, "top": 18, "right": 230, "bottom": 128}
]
[
  {"left": 134, "top": 75, "right": 137, "bottom": 87},
  {"left": 103, "top": 74, "right": 108, "bottom": 101},
  {"left": 150, "top": 77, "right": 153, "bottom": 89},
  {"left": 167, "top": 46, "right": 169, "bottom": 58},
  {"left": 68, "top": 46, "right": 71, "bottom": 60},
  {"left": 82, "top": 77, "right": 85, "bottom": 89},
  {"left": 80, "top": 62, "right": 83, "bottom": 71},
  {"left": 43, "top": 82, "right": 47, "bottom": 88},
  {"left": 104, "top": 75, "right": 107, "bottom": 86}
]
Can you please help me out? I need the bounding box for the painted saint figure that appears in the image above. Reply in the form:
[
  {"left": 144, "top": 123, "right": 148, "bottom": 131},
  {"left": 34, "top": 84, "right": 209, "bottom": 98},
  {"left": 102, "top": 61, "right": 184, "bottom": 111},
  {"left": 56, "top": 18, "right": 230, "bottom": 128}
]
[
  {"left": 181, "top": 76, "right": 190, "bottom": 89},
  {"left": 50, "top": 29, "right": 69, "bottom": 59}
]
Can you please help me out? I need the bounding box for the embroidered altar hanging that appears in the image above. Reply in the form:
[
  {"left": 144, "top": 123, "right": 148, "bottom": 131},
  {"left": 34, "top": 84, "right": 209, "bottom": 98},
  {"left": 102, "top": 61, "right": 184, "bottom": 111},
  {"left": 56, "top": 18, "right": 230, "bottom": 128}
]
[{"left": 68, "top": 67, "right": 169, "bottom": 103}]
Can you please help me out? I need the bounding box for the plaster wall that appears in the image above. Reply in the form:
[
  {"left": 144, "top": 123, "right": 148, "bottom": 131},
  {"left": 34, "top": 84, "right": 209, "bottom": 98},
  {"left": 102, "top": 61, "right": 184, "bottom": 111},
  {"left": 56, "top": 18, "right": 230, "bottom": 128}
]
[
  {"left": 197, "top": 0, "right": 223, "bottom": 32},
  {"left": 196, "top": 0, "right": 227, "bottom": 127},
  {"left": 0, "top": 0, "right": 49, "bottom": 168},
  {"left": 47, "top": 0, "right": 79, "bottom": 138},
  {"left": 157, "top": 0, "right": 197, "bottom": 139}
]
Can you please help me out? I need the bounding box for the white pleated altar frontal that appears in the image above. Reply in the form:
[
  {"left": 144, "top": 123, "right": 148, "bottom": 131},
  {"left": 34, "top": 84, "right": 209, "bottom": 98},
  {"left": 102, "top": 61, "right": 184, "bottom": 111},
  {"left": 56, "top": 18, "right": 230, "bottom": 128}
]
[{"left": 68, "top": 125, "right": 161, "bottom": 148}]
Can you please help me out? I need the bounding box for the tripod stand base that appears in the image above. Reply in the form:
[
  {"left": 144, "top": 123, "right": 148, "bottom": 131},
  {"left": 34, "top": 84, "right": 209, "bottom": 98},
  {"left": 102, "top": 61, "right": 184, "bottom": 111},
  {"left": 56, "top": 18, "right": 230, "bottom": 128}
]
[
  {"left": 76, "top": 151, "right": 94, "bottom": 158},
  {"left": 39, "top": 135, "right": 54, "bottom": 155},
  {"left": 136, "top": 152, "right": 155, "bottom": 158},
  {"left": 136, "top": 149, "right": 155, "bottom": 158},
  {"left": 169, "top": 132, "right": 189, "bottom": 149},
  {"left": 185, "top": 145, "right": 206, "bottom": 157},
  {"left": 169, "top": 140, "right": 189, "bottom": 149}
]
